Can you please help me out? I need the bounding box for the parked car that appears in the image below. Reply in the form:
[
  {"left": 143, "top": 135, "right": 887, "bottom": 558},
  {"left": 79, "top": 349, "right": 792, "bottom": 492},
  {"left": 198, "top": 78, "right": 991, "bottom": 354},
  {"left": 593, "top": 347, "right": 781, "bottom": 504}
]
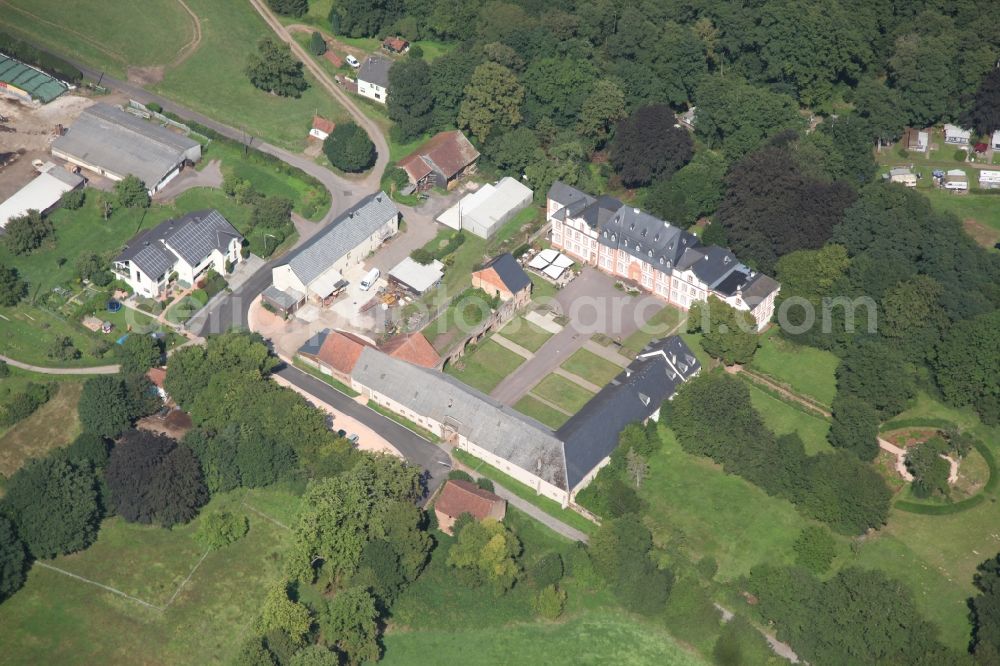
[
  {"left": 346, "top": 54, "right": 360, "bottom": 68},
  {"left": 348, "top": 433, "right": 360, "bottom": 445},
  {"left": 337, "top": 429, "right": 347, "bottom": 438}
]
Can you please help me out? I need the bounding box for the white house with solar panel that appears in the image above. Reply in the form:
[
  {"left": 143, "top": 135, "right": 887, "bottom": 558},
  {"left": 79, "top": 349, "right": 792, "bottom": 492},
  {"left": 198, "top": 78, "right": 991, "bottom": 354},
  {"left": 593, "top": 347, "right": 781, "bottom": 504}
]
[{"left": 113, "top": 210, "right": 243, "bottom": 298}]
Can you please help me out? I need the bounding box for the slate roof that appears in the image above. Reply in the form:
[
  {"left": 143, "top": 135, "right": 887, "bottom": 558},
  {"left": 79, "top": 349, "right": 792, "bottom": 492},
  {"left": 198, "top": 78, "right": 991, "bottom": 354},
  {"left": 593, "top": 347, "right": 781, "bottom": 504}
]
[
  {"left": 285, "top": 192, "right": 398, "bottom": 288},
  {"left": 398, "top": 131, "right": 480, "bottom": 183},
  {"left": 475, "top": 253, "right": 531, "bottom": 295},
  {"left": 352, "top": 335, "right": 701, "bottom": 493},
  {"left": 52, "top": 103, "right": 199, "bottom": 186},
  {"left": 546, "top": 182, "right": 621, "bottom": 228},
  {"left": 600, "top": 205, "right": 698, "bottom": 269},
  {"left": 115, "top": 210, "right": 241, "bottom": 280},
  {"left": 557, "top": 336, "right": 701, "bottom": 489},
  {"left": 358, "top": 55, "right": 393, "bottom": 88},
  {"left": 435, "top": 480, "right": 505, "bottom": 521},
  {"left": 352, "top": 347, "right": 569, "bottom": 490}
]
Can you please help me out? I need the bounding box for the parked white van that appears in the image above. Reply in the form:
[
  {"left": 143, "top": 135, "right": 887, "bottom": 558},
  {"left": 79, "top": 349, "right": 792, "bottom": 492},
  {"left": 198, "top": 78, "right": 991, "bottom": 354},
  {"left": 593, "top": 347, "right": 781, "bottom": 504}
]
[{"left": 359, "top": 267, "right": 380, "bottom": 291}]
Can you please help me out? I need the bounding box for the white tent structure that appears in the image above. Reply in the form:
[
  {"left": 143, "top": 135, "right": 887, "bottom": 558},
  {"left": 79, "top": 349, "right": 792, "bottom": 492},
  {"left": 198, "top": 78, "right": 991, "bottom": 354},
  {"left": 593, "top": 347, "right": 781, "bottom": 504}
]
[
  {"left": 436, "top": 177, "right": 533, "bottom": 239},
  {"left": 528, "top": 249, "right": 573, "bottom": 280}
]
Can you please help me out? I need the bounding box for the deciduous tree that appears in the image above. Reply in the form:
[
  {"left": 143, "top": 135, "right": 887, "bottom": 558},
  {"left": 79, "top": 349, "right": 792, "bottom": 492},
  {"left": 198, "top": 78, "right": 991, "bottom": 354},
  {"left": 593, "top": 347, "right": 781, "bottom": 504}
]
[
  {"left": 387, "top": 57, "right": 433, "bottom": 141},
  {"left": 0, "top": 264, "right": 27, "bottom": 305},
  {"left": 105, "top": 430, "right": 208, "bottom": 527},
  {"left": 256, "top": 579, "right": 313, "bottom": 643},
  {"left": 78, "top": 375, "right": 133, "bottom": 438},
  {"left": 2, "top": 457, "right": 100, "bottom": 558},
  {"left": 246, "top": 38, "right": 309, "bottom": 98},
  {"left": 116, "top": 333, "right": 163, "bottom": 376},
  {"left": 0, "top": 515, "right": 28, "bottom": 602},
  {"left": 318, "top": 587, "right": 381, "bottom": 665},
  {"left": 827, "top": 394, "right": 878, "bottom": 461},
  {"left": 4, "top": 210, "right": 52, "bottom": 255},
  {"left": 962, "top": 68, "right": 1000, "bottom": 135},
  {"left": 114, "top": 175, "right": 150, "bottom": 209},
  {"left": 688, "top": 296, "right": 758, "bottom": 365},
  {"left": 268, "top": 0, "right": 308, "bottom": 17},
  {"left": 458, "top": 62, "right": 524, "bottom": 142},
  {"left": 971, "top": 553, "right": 1000, "bottom": 661},
  {"left": 322, "top": 123, "right": 376, "bottom": 173},
  {"left": 447, "top": 518, "right": 522, "bottom": 595},
  {"left": 610, "top": 105, "right": 693, "bottom": 187},
  {"left": 905, "top": 437, "right": 951, "bottom": 499},
  {"left": 793, "top": 526, "right": 836, "bottom": 573}
]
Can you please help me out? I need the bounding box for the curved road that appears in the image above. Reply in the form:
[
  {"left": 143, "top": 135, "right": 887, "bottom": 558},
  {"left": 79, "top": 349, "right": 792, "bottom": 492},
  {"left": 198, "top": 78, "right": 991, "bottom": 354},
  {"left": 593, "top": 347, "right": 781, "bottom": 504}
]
[{"left": 0, "top": 354, "right": 119, "bottom": 375}]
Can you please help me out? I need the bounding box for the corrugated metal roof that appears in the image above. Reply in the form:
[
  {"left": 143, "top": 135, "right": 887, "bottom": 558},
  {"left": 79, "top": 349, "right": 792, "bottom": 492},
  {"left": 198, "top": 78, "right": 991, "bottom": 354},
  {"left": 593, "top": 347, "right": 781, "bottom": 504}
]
[
  {"left": 0, "top": 167, "right": 82, "bottom": 228},
  {"left": 51, "top": 103, "right": 199, "bottom": 187},
  {"left": 286, "top": 191, "right": 398, "bottom": 288}
]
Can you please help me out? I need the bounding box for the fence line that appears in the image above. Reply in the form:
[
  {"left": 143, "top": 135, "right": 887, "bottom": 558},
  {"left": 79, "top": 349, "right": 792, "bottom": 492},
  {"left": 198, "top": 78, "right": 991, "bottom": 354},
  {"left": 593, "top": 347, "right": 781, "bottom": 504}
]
[{"left": 34, "top": 561, "right": 164, "bottom": 611}]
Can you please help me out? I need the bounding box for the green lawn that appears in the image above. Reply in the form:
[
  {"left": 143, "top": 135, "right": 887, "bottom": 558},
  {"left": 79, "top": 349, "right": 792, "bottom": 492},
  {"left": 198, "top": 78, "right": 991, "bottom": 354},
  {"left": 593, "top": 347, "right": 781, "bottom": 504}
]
[
  {"left": 514, "top": 395, "right": 570, "bottom": 429},
  {"left": 453, "top": 450, "right": 596, "bottom": 536},
  {"left": 746, "top": 384, "right": 832, "bottom": 455},
  {"left": 531, "top": 375, "right": 596, "bottom": 415},
  {"left": 152, "top": 0, "right": 350, "bottom": 151},
  {"left": 560, "top": 348, "right": 624, "bottom": 386},
  {"left": 750, "top": 330, "right": 840, "bottom": 406},
  {"left": 0, "top": 488, "right": 293, "bottom": 664},
  {"left": 444, "top": 339, "right": 526, "bottom": 393},
  {"left": 0, "top": 0, "right": 195, "bottom": 77},
  {"left": 640, "top": 427, "right": 810, "bottom": 581},
  {"left": 381, "top": 609, "right": 706, "bottom": 666},
  {"left": 529, "top": 274, "right": 558, "bottom": 303},
  {"left": 498, "top": 316, "right": 553, "bottom": 353},
  {"left": 621, "top": 304, "right": 687, "bottom": 356},
  {"left": 923, "top": 188, "right": 1000, "bottom": 248}
]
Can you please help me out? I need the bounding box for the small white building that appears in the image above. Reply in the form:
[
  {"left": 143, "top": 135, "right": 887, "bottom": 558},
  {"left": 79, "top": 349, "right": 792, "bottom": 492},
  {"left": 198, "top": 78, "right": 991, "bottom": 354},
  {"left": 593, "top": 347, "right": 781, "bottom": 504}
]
[
  {"left": 944, "top": 124, "right": 972, "bottom": 146},
  {"left": 0, "top": 162, "right": 83, "bottom": 228},
  {"left": 388, "top": 257, "right": 444, "bottom": 295},
  {"left": 270, "top": 192, "right": 399, "bottom": 306},
  {"left": 944, "top": 169, "right": 969, "bottom": 191},
  {"left": 113, "top": 210, "right": 243, "bottom": 298},
  {"left": 357, "top": 56, "right": 392, "bottom": 104},
  {"left": 888, "top": 167, "right": 917, "bottom": 188},
  {"left": 436, "top": 177, "right": 533, "bottom": 239},
  {"left": 309, "top": 116, "right": 335, "bottom": 141},
  {"left": 980, "top": 170, "right": 1000, "bottom": 190},
  {"left": 992, "top": 130, "right": 1000, "bottom": 151}
]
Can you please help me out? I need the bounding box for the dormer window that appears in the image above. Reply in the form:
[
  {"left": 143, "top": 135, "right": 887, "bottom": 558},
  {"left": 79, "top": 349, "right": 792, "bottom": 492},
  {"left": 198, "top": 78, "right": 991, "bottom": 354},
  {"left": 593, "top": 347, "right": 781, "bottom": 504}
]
[
  {"left": 635, "top": 243, "right": 641, "bottom": 251},
  {"left": 648, "top": 250, "right": 653, "bottom": 257},
  {"left": 654, "top": 233, "right": 659, "bottom": 242},
  {"left": 641, "top": 229, "right": 647, "bottom": 237},
  {"left": 603, "top": 230, "right": 608, "bottom": 237},
  {"left": 658, "top": 257, "right": 664, "bottom": 264},
  {"left": 611, "top": 233, "right": 616, "bottom": 242}
]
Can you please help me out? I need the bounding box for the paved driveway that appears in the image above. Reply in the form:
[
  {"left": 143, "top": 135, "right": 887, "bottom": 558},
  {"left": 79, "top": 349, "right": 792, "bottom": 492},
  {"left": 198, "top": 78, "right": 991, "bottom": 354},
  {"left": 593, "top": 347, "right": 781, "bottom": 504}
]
[{"left": 490, "top": 268, "right": 664, "bottom": 405}]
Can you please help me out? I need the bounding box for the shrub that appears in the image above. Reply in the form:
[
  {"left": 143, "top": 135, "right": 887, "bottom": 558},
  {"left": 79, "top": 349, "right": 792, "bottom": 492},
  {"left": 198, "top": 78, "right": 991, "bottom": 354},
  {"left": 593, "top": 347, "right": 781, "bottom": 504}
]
[
  {"left": 447, "top": 470, "right": 473, "bottom": 482},
  {"left": 475, "top": 477, "right": 494, "bottom": 492},
  {"left": 0, "top": 360, "right": 8, "bottom": 378},
  {"left": 322, "top": 123, "right": 376, "bottom": 173},
  {"left": 532, "top": 584, "right": 567, "bottom": 619},
  {"left": 59, "top": 188, "right": 86, "bottom": 210},
  {"left": 409, "top": 248, "right": 433, "bottom": 265},
  {"left": 146, "top": 102, "right": 163, "bottom": 114},
  {"left": 954, "top": 149, "right": 967, "bottom": 162},
  {"left": 309, "top": 31, "right": 326, "bottom": 56},
  {"left": 528, "top": 552, "right": 564, "bottom": 588},
  {"left": 196, "top": 511, "right": 250, "bottom": 550},
  {"left": 696, "top": 556, "right": 718, "bottom": 580},
  {"left": 793, "top": 526, "right": 836, "bottom": 573},
  {"left": 0, "top": 383, "right": 50, "bottom": 427},
  {"left": 897, "top": 147, "right": 909, "bottom": 158}
]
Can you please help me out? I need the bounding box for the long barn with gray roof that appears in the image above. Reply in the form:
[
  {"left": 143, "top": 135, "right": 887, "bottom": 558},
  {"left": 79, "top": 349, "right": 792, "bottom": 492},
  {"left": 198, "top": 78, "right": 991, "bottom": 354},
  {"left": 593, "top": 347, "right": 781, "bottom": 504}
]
[{"left": 349, "top": 335, "right": 700, "bottom": 505}]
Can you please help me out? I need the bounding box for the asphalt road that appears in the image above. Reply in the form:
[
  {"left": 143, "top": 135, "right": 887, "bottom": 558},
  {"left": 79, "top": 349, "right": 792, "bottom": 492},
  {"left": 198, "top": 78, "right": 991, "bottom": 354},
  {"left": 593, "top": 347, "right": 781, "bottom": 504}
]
[{"left": 273, "top": 362, "right": 453, "bottom": 497}]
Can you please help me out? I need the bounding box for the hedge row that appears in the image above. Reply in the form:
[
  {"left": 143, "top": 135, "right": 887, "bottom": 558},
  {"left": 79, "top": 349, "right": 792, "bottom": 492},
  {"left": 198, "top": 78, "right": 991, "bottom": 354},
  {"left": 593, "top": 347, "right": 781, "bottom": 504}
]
[
  {"left": 879, "top": 417, "right": 956, "bottom": 433},
  {"left": 0, "top": 32, "right": 82, "bottom": 83}
]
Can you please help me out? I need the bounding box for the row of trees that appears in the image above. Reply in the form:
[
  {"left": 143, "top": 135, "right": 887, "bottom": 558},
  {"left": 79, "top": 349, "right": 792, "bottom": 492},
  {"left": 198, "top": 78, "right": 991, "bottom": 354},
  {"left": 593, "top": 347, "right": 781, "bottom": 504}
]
[{"left": 665, "top": 371, "right": 892, "bottom": 535}]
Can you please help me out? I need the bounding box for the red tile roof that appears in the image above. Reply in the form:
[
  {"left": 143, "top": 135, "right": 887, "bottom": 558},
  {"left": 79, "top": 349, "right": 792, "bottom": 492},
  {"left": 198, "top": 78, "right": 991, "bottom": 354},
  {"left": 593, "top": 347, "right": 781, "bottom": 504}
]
[
  {"left": 382, "top": 37, "right": 409, "bottom": 53},
  {"left": 146, "top": 367, "right": 167, "bottom": 389},
  {"left": 312, "top": 115, "right": 335, "bottom": 135},
  {"left": 435, "top": 480, "right": 506, "bottom": 521},
  {"left": 398, "top": 131, "right": 480, "bottom": 183},
  {"left": 379, "top": 332, "right": 440, "bottom": 368},
  {"left": 316, "top": 330, "right": 373, "bottom": 376}
]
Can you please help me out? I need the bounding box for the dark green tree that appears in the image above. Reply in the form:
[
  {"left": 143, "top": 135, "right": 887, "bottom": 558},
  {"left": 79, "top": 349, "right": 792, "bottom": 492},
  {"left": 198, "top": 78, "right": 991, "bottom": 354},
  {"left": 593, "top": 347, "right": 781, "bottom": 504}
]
[
  {"left": 78, "top": 375, "right": 133, "bottom": 438},
  {"left": 687, "top": 296, "right": 758, "bottom": 366},
  {"left": 267, "top": 0, "right": 308, "bottom": 18},
  {"left": 971, "top": 553, "right": 1000, "bottom": 661},
  {"left": 458, "top": 62, "right": 524, "bottom": 142},
  {"left": 75, "top": 253, "right": 112, "bottom": 286},
  {"left": 58, "top": 432, "right": 111, "bottom": 468},
  {"left": 114, "top": 175, "right": 150, "bottom": 209},
  {"left": 793, "top": 526, "right": 836, "bottom": 573},
  {"left": 695, "top": 75, "right": 803, "bottom": 159},
  {"left": 246, "top": 38, "right": 309, "bottom": 98},
  {"left": 2, "top": 457, "right": 100, "bottom": 558},
  {"left": 905, "top": 437, "right": 951, "bottom": 499},
  {"left": 852, "top": 77, "right": 906, "bottom": 146},
  {"left": 836, "top": 340, "right": 915, "bottom": 418},
  {"left": 0, "top": 515, "right": 28, "bottom": 602},
  {"left": 0, "top": 264, "right": 27, "bottom": 306},
  {"left": 318, "top": 587, "right": 381, "bottom": 664},
  {"left": 322, "top": 123, "right": 377, "bottom": 173},
  {"left": 309, "top": 31, "right": 327, "bottom": 56},
  {"left": 644, "top": 151, "right": 727, "bottom": 226},
  {"left": 610, "top": 105, "right": 693, "bottom": 188},
  {"left": 934, "top": 310, "right": 1000, "bottom": 424},
  {"left": 59, "top": 188, "right": 85, "bottom": 210},
  {"left": 387, "top": 56, "right": 433, "bottom": 141},
  {"left": 116, "top": 333, "right": 163, "bottom": 376},
  {"left": 827, "top": 394, "right": 879, "bottom": 461},
  {"left": 252, "top": 196, "right": 294, "bottom": 230}
]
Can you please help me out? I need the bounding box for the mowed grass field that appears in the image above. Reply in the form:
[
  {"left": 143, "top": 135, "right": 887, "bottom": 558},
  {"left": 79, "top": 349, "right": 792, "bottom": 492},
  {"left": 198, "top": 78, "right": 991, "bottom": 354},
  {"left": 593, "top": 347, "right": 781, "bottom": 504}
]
[
  {"left": 0, "top": 0, "right": 196, "bottom": 77},
  {"left": 0, "top": 377, "right": 83, "bottom": 476},
  {"left": 0, "top": 488, "right": 294, "bottom": 664},
  {"left": 746, "top": 383, "right": 832, "bottom": 454},
  {"left": 750, "top": 331, "right": 840, "bottom": 406},
  {"left": 153, "top": 0, "right": 351, "bottom": 150}
]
